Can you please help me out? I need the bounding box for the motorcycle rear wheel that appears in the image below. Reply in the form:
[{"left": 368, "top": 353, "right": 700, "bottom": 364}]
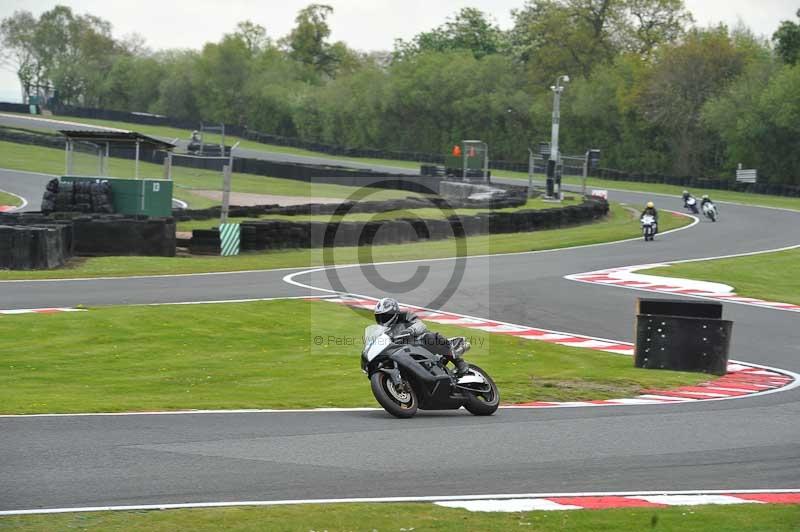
[
  {"left": 370, "top": 372, "right": 418, "bottom": 418},
  {"left": 462, "top": 364, "right": 500, "bottom": 416}
]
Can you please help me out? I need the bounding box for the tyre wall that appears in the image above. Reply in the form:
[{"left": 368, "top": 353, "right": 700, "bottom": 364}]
[
  {"left": 189, "top": 197, "right": 608, "bottom": 253},
  {"left": 0, "top": 223, "right": 73, "bottom": 270},
  {"left": 0, "top": 213, "right": 176, "bottom": 265}
]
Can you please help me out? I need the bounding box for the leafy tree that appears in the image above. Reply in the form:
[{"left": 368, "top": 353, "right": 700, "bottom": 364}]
[
  {"left": 233, "top": 20, "right": 270, "bottom": 56},
  {"left": 153, "top": 51, "right": 202, "bottom": 120},
  {"left": 282, "top": 4, "right": 350, "bottom": 79},
  {"left": 773, "top": 9, "right": 800, "bottom": 65},
  {"left": 508, "top": 0, "right": 691, "bottom": 83},
  {"left": 622, "top": 0, "right": 693, "bottom": 57},
  {"left": 640, "top": 26, "right": 750, "bottom": 176},
  {"left": 394, "top": 8, "right": 506, "bottom": 60},
  {"left": 194, "top": 35, "right": 252, "bottom": 124},
  {"left": 0, "top": 10, "right": 42, "bottom": 100}
]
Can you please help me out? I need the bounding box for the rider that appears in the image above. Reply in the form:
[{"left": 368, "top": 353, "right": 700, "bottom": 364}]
[
  {"left": 700, "top": 194, "right": 713, "bottom": 208},
  {"left": 374, "top": 297, "right": 470, "bottom": 375},
  {"left": 682, "top": 190, "right": 691, "bottom": 207},
  {"left": 641, "top": 201, "right": 659, "bottom": 232}
]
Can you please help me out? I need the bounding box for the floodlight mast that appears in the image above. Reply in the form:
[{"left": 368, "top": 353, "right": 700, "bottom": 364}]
[{"left": 547, "top": 74, "right": 569, "bottom": 199}]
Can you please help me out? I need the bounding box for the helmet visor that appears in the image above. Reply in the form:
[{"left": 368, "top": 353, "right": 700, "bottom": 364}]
[{"left": 375, "top": 312, "right": 396, "bottom": 325}]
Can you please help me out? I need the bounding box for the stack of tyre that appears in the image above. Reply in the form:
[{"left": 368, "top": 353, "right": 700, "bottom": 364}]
[
  {"left": 40, "top": 179, "right": 114, "bottom": 214},
  {"left": 41, "top": 179, "right": 59, "bottom": 213},
  {"left": 89, "top": 182, "right": 113, "bottom": 213}
]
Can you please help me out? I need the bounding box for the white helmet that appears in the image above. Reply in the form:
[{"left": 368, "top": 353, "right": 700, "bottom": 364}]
[{"left": 374, "top": 298, "right": 400, "bottom": 326}]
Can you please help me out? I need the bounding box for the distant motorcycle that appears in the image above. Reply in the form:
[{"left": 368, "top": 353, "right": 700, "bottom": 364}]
[
  {"left": 641, "top": 214, "right": 656, "bottom": 241},
  {"left": 361, "top": 324, "right": 499, "bottom": 418},
  {"left": 702, "top": 201, "right": 718, "bottom": 222},
  {"left": 685, "top": 196, "right": 699, "bottom": 214}
]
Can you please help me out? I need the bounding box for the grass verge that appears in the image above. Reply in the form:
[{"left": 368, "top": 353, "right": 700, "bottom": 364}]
[
  {"left": 1, "top": 501, "right": 798, "bottom": 530},
  {"left": 642, "top": 248, "right": 800, "bottom": 305},
  {"left": 0, "top": 140, "right": 423, "bottom": 209},
  {"left": 0, "top": 299, "right": 707, "bottom": 414},
  {"left": 0, "top": 190, "right": 22, "bottom": 207},
  {"left": 176, "top": 196, "right": 581, "bottom": 231},
  {"left": 0, "top": 204, "right": 691, "bottom": 280}
]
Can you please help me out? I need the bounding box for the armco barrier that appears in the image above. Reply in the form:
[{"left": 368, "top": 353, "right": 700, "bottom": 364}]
[{"left": 198, "top": 197, "right": 608, "bottom": 252}]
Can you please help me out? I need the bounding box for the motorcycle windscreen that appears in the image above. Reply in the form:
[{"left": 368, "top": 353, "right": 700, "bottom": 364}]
[{"left": 363, "top": 325, "right": 391, "bottom": 362}]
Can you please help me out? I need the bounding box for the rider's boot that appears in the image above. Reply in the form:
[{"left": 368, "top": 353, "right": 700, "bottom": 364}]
[{"left": 454, "top": 357, "right": 470, "bottom": 376}]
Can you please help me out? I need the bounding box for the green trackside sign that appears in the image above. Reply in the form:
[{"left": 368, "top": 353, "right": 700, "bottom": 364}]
[{"left": 220, "top": 223, "right": 240, "bottom": 256}]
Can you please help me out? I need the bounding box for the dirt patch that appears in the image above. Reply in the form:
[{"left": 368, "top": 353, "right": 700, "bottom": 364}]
[{"left": 189, "top": 190, "right": 344, "bottom": 206}]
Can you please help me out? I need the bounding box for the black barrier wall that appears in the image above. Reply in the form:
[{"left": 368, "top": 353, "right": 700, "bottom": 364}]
[
  {"left": 0, "top": 213, "right": 176, "bottom": 262},
  {"left": 0, "top": 224, "right": 73, "bottom": 270},
  {"left": 634, "top": 299, "right": 732, "bottom": 375},
  {"left": 189, "top": 197, "right": 608, "bottom": 253}
]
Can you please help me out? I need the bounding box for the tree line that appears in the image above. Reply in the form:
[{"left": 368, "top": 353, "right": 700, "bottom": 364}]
[{"left": 2, "top": 2, "right": 799, "bottom": 183}]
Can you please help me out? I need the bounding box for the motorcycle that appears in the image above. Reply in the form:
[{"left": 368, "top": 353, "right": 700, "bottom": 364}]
[
  {"left": 685, "top": 196, "right": 699, "bottom": 214},
  {"left": 702, "top": 201, "right": 718, "bottom": 222},
  {"left": 361, "top": 324, "right": 499, "bottom": 418},
  {"left": 641, "top": 214, "right": 656, "bottom": 241}
]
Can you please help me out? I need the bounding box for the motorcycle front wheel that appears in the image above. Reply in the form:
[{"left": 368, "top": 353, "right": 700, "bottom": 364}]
[
  {"left": 370, "top": 372, "right": 418, "bottom": 418},
  {"left": 462, "top": 364, "right": 500, "bottom": 416}
]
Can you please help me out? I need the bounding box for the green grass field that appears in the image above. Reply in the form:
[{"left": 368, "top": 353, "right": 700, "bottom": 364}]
[
  {"left": 0, "top": 190, "right": 22, "bottom": 207},
  {"left": 176, "top": 196, "right": 581, "bottom": 231},
  {"left": 0, "top": 140, "right": 423, "bottom": 209},
  {"left": 643, "top": 248, "right": 800, "bottom": 305},
  {"left": 1, "top": 501, "right": 797, "bottom": 531},
  {"left": 0, "top": 298, "right": 707, "bottom": 414},
  {"left": 0, "top": 204, "right": 691, "bottom": 280}
]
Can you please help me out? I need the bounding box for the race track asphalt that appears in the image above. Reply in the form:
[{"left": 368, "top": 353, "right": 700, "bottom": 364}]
[{"left": 0, "top": 120, "right": 798, "bottom": 512}]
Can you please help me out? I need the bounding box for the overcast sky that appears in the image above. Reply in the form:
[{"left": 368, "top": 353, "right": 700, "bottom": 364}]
[{"left": 1, "top": 0, "right": 797, "bottom": 101}]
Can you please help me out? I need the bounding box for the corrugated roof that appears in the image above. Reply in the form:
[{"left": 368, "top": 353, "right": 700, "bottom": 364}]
[{"left": 58, "top": 130, "right": 175, "bottom": 150}]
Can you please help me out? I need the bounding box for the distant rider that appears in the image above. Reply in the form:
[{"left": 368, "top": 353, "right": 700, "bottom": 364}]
[
  {"left": 641, "top": 201, "right": 659, "bottom": 232},
  {"left": 188, "top": 130, "right": 201, "bottom": 153},
  {"left": 682, "top": 190, "right": 691, "bottom": 207},
  {"left": 374, "top": 298, "right": 470, "bottom": 375}
]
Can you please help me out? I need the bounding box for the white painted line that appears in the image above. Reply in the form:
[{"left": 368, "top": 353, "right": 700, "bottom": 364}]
[
  {"left": 0, "top": 187, "right": 28, "bottom": 211},
  {"left": 143, "top": 295, "right": 336, "bottom": 307},
  {"left": 1, "top": 489, "right": 796, "bottom": 516}
]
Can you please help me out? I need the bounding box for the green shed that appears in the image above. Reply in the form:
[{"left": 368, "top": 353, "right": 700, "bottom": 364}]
[{"left": 59, "top": 130, "right": 176, "bottom": 217}]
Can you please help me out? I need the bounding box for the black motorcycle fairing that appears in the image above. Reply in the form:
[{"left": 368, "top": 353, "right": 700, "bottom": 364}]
[{"left": 388, "top": 350, "right": 464, "bottom": 410}]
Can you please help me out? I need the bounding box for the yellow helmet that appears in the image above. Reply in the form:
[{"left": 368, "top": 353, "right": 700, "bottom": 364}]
[{"left": 646, "top": 201, "right": 654, "bottom": 208}]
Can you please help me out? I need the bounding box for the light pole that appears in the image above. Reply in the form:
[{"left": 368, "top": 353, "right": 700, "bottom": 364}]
[{"left": 547, "top": 74, "right": 569, "bottom": 199}]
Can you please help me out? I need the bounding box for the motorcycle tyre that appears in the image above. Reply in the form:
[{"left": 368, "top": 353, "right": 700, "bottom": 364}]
[
  {"left": 370, "top": 372, "right": 418, "bottom": 418},
  {"left": 462, "top": 364, "right": 500, "bottom": 416}
]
